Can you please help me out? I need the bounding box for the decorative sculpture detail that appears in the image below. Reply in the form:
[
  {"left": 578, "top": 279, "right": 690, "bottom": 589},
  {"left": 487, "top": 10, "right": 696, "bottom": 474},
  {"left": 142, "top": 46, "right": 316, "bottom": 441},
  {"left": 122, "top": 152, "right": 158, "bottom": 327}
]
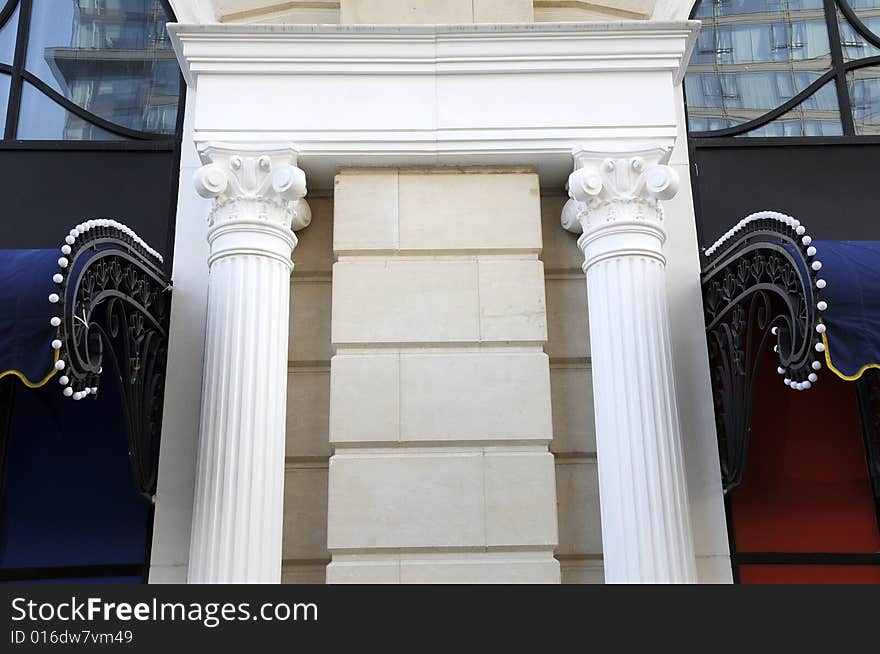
[
  {"left": 50, "top": 219, "right": 171, "bottom": 500},
  {"left": 701, "top": 211, "right": 825, "bottom": 493},
  {"left": 194, "top": 144, "right": 311, "bottom": 231},
  {"left": 563, "top": 147, "right": 679, "bottom": 234}
]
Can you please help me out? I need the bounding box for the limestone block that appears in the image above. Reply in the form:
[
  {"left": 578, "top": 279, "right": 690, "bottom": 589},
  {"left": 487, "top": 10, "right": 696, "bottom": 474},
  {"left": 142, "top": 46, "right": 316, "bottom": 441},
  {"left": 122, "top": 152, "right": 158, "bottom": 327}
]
[
  {"left": 148, "top": 566, "right": 187, "bottom": 583},
  {"left": 340, "top": 0, "right": 474, "bottom": 24},
  {"left": 282, "top": 464, "right": 329, "bottom": 560},
  {"left": 289, "top": 280, "right": 332, "bottom": 363},
  {"left": 330, "top": 353, "right": 400, "bottom": 444},
  {"left": 328, "top": 551, "right": 560, "bottom": 583},
  {"left": 478, "top": 258, "right": 547, "bottom": 341},
  {"left": 484, "top": 449, "right": 558, "bottom": 547},
  {"left": 215, "top": 0, "right": 283, "bottom": 18},
  {"left": 589, "top": 0, "right": 655, "bottom": 17},
  {"left": 332, "top": 258, "right": 547, "bottom": 345},
  {"left": 696, "top": 555, "right": 734, "bottom": 584},
  {"left": 549, "top": 364, "right": 596, "bottom": 455},
  {"left": 545, "top": 276, "right": 590, "bottom": 360},
  {"left": 555, "top": 458, "right": 603, "bottom": 557},
  {"left": 292, "top": 195, "right": 333, "bottom": 273},
  {"left": 328, "top": 446, "right": 559, "bottom": 552},
  {"left": 559, "top": 558, "right": 605, "bottom": 584},
  {"left": 327, "top": 449, "right": 485, "bottom": 550},
  {"left": 331, "top": 259, "right": 479, "bottom": 345},
  {"left": 281, "top": 563, "right": 327, "bottom": 585},
  {"left": 397, "top": 170, "right": 541, "bottom": 252},
  {"left": 338, "top": 0, "right": 535, "bottom": 24},
  {"left": 326, "top": 554, "right": 401, "bottom": 583},
  {"left": 218, "top": 1, "right": 340, "bottom": 24},
  {"left": 286, "top": 368, "right": 331, "bottom": 458},
  {"left": 541, "top": 193, "right": 584, "bottom": 272},
  {"left": 534, "top": 0, "right": 655, "bottom": 21},
  {"left": 334, "top": 168, "right": 543, "bottom": 254},
  {"left": 399, "top": 351, "right": 552, "bottom": 443},
  {"left": 333, "top": 170, "right": 398, "bottom": 253},
  {"left": 331, "top": 351, "right": 551, "bottom": 445},
  {"left": 473, "top": 0, "right": 534, "bottom": 23},
  {"left": 399, "top": 551, "right": 559, "bottom": 583}
]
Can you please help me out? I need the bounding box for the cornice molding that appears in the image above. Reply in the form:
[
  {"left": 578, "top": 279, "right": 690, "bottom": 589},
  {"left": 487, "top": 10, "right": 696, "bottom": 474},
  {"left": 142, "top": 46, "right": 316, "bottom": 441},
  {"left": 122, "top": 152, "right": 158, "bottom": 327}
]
[{"left": 170, "top": 21, "right": 699, "bottom": 85}]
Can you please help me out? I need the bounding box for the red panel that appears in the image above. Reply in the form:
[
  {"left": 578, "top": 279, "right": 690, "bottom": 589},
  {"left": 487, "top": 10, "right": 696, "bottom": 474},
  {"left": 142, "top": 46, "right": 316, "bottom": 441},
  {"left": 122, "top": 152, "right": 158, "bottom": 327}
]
[
  {"left": 739, "top": 565, "right": 880, "bottom": 584},
  {"left": 731, "top": 351, "right": 880, "bottom": 554}
]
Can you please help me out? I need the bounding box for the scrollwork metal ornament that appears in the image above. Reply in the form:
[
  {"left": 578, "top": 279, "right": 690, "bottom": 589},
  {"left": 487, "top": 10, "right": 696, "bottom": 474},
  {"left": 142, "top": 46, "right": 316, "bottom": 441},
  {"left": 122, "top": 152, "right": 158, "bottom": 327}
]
[
  {"left": 701, "top": 211, "right": 827, "bottom": 493},
  {"left": 48, "top": 219, "right": 171, "bottom": 500}
]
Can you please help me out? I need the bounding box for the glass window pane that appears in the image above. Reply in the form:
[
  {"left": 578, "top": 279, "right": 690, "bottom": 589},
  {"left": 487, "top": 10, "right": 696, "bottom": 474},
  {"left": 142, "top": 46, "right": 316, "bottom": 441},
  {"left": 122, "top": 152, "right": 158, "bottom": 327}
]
[
  {"left": 847, "top": 65, "right": 880, "bottom": 134},
  {"left": 837, "top": 7, "right": 880, "bottom": 60},
  {"left": 843, "top": 0, "right": 880, "bottom": 40},
  {"left": 695, "top": 0, "right": 824, "bottom": 19},
  {"left": 686, "top": 70, "right": 824, "bottom": 131},
  {"left": 735, "top": 81, "right": 843, "bottom": 136},
  {"left": 24, "top": 0, "right": 180, "bottom": 134},
  {"left": 0, "top": 72, "right": 9, "bottom": 129},
  {"left": 686, "top": 0, "right": 832, "bottom": 134},
  {"left": 17, "top": 81, "right": 125, "bottom": 139},
  {"left": 0, "top": 0, "right": 19, "bottom": 65}
]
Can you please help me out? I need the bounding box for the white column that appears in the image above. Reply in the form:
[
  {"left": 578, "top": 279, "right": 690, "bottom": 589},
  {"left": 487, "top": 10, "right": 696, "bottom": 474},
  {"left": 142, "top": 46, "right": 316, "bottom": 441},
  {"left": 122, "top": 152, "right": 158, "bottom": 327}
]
[
  {"left": 187, "top": 143, "right": 311, "bottom": 583},
  {"left": 562, "top": 145, "right": 697, "bottom": 583}
]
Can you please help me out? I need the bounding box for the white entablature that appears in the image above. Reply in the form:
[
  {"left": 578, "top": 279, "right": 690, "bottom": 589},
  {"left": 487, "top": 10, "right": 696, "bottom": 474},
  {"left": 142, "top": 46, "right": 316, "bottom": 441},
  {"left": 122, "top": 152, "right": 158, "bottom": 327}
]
[
  {"left": 169, "top": 0, "right": 688, "bottom": 25},
  {"left": 168, "top": 20, "right": 698, "bottom": 188}
]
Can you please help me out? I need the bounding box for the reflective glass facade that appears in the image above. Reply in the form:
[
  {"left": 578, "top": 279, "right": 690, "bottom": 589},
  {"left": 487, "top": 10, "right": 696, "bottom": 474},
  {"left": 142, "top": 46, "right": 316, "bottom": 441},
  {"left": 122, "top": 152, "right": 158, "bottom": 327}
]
[
  {"left": 685, "top": 0, "right": 880, "bottom": 137},
  {"left": 0, "top": 0, "right": 181, "bottom": 140}
]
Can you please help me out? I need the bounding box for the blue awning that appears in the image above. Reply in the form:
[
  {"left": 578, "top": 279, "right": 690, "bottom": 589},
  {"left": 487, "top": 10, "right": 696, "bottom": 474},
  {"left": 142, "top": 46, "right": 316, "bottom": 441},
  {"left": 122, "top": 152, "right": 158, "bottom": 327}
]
[
  {"left": 1, "top": 219, "right": 167, "bottom": 392},
  {"left": 0, "top": 249, "right": 62, "bottom": 387},
  {"left": 814, "top": 241, "right": 880, "bottom": 381},
  {"left": 704, "top": 215, "right": 880, "bottom": 386},
  {"left": 0, "top": 219, "right": 171, "bottom": 502},
  {"left": 701, "top": 215, "right": 880, "bottom": 493}
]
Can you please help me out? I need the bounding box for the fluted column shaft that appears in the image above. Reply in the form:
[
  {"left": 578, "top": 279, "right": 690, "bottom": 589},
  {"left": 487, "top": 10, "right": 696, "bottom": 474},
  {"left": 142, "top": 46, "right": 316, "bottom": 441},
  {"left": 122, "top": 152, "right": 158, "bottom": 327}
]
[
  {"left": 187, "top": 143, "right": 311, "bottom": 583},
  {"left": 563, "top": 146, "right": 696, "bottom": 583}
]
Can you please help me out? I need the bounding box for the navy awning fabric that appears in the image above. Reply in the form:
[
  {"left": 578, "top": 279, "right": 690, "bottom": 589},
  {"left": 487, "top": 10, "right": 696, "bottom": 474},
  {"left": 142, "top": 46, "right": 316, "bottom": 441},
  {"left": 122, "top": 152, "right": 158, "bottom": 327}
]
[
  {"left": 0, "top": 249, "right": 60, "bottom": 387},
  {"left": 815, "top": 241, "right": 880, "bottom": 380}
]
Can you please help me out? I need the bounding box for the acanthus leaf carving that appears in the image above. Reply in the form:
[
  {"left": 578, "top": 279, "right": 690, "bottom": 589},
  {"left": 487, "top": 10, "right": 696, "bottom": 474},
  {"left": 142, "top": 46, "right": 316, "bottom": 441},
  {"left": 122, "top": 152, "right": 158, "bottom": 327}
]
[
  {"left": 562, "top": 145, "right": 678, "bottom": 236},
  {"left": 194, "top": 142, "right": 310, "bottom": 231}
]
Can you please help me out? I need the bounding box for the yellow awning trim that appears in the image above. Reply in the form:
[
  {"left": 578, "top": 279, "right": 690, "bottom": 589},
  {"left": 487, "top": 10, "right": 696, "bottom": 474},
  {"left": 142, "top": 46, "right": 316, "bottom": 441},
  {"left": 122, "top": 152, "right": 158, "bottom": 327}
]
[
  {"left": 822, "top": 331, "right": 880, "bottom": 382},
  {"left": 0, "top": 328, "right": 61, "bottom": 388}
]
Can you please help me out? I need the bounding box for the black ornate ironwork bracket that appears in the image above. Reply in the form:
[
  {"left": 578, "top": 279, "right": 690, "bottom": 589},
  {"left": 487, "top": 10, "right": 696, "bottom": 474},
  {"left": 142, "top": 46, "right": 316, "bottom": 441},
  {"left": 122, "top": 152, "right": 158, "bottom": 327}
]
[
  {"left": 49, "top": 220, "right": 171, "bottom": 501},
  {"left": 701, "top": 211, "right": 826, "bottom": 494}
]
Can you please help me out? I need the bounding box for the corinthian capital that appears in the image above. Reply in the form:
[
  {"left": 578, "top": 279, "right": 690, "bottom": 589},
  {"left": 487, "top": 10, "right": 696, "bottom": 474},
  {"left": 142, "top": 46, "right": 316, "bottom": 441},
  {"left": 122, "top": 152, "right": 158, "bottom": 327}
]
[
  {"left": 562, "top": 145, "right": 678, "bottom": 235},
  {"left": 194, "top": 142, "right": 311, "bottom": 231}
]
